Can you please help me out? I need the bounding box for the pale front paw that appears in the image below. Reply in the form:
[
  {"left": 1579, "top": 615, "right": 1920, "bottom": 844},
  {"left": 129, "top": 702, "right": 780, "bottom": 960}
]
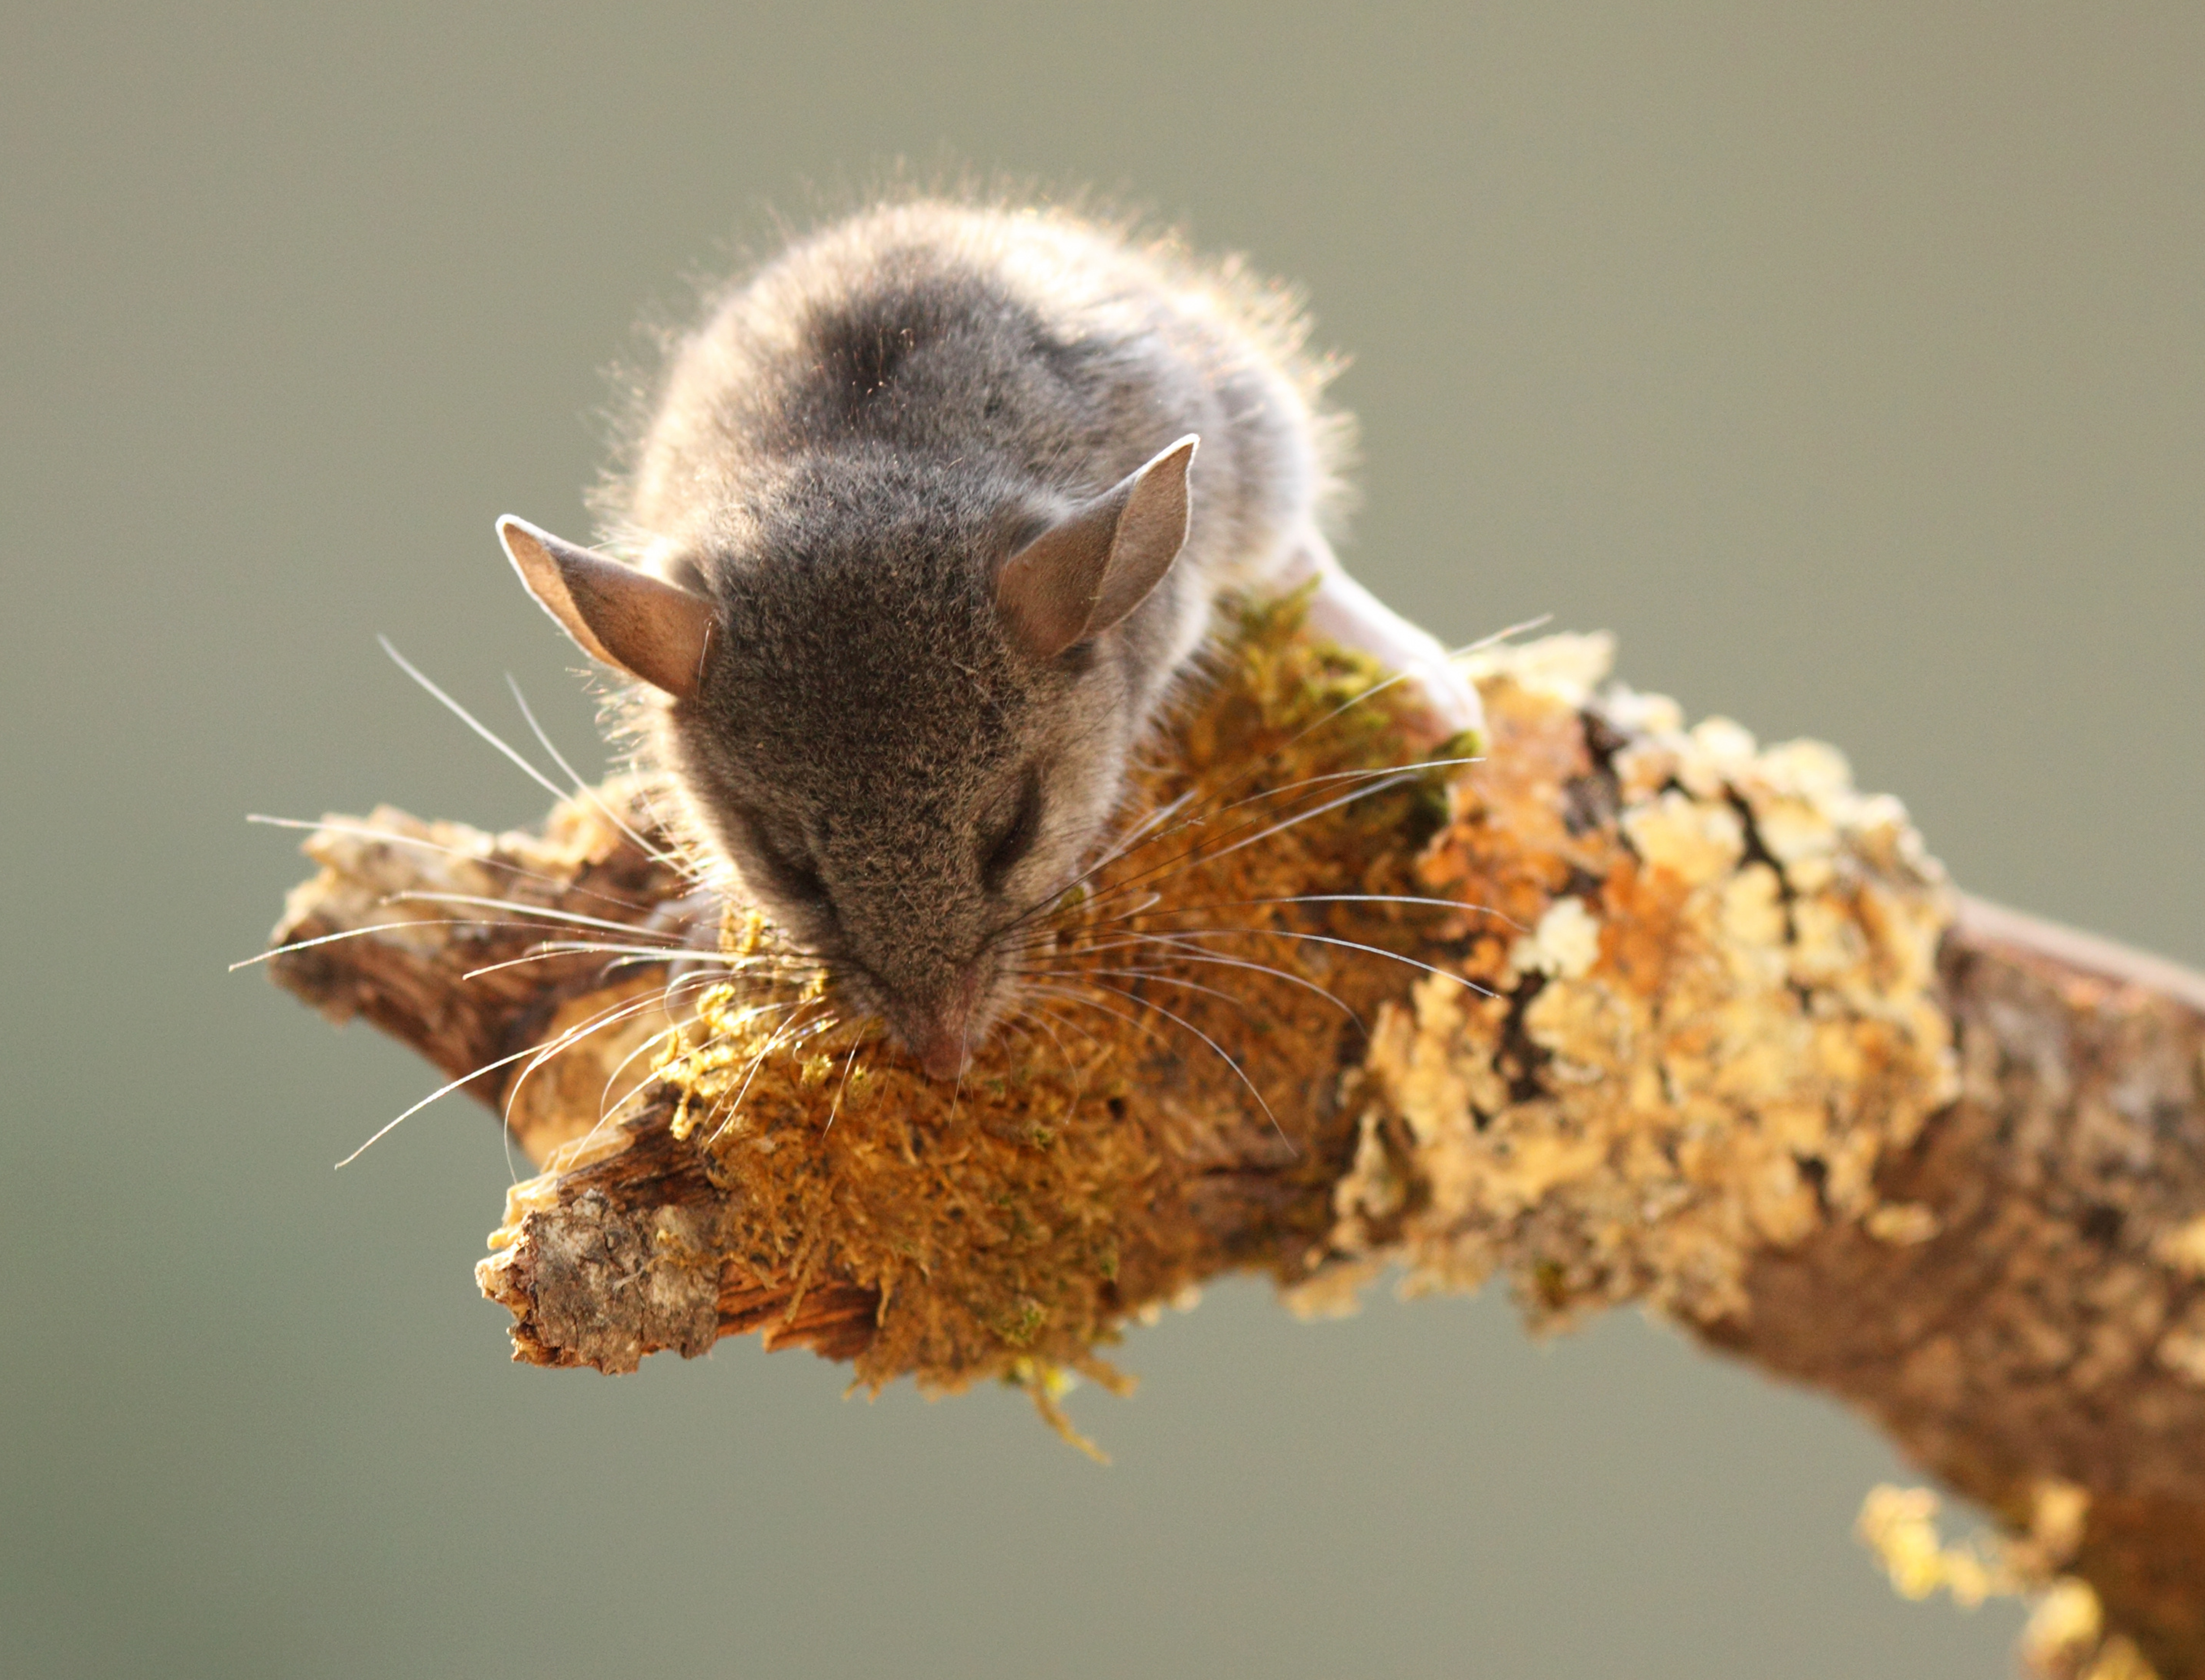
[{"left": 1404, "top": 655, "right": 1486, "bottom": 749}]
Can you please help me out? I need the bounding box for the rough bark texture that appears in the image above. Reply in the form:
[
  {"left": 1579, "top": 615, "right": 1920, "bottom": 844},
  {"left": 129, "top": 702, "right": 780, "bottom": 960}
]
[
  {"left": 1717, "top": 896, "right": 2205, "bottom": 1671},
  {"left": 265, "top": 625, "right": 2205, "bottom": 1677}
]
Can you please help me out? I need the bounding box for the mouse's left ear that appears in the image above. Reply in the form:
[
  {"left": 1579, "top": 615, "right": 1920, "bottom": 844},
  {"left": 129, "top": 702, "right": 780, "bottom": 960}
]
[
  {"left": 497, "top": 516, "right": 715, "bottom": 701},
  {"left": 996, "top": 435, "right": 1197, "bottom": 659}
]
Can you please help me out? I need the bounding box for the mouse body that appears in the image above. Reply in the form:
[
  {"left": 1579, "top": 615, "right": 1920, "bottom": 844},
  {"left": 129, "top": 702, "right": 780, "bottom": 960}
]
[{"left": 499, "top": 198, "right": 1479, "bottom": 1078}]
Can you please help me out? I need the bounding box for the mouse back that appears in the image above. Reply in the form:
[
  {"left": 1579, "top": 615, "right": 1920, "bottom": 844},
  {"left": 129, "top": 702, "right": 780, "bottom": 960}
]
[{"left": 511, "top": 197, "right": 1356, "bottom": 1075}]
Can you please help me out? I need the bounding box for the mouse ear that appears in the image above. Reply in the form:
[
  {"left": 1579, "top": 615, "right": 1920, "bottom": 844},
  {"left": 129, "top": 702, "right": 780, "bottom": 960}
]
[
  {"left": 996, "top": 435, "right": 1198, "bottom": 659},
  {"left": 496, "top": 516, "right": 715, "bottom": 702}
]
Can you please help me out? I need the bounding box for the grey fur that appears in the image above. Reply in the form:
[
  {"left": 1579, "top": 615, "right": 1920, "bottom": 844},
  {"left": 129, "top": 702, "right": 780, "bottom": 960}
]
[{"left": 520, "top": 199, "right": 1353, "bottom": 1076}]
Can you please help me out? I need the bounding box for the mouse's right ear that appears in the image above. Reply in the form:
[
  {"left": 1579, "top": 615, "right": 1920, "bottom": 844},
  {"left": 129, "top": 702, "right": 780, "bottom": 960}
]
[
  {"left": 996, "top": 435, "right": 1198, "bottom": 659},
  {"left": 497, "top": 516, "right": 715, "bottom": 702}
]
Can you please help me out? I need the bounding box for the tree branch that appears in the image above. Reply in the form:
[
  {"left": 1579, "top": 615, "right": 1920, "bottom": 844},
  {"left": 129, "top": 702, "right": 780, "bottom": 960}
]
[{"left": 265, "top": 614, "right": 2205, "bottom": 1676}]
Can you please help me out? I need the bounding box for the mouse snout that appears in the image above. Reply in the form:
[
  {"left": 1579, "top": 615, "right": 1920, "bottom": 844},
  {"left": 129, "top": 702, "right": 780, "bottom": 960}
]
[
  {"left": 910, "top": 1021, "right": 970, "bottom": 1082},
  {"left": 896, "top": 966, "right": 985, "bottom": 1081}
]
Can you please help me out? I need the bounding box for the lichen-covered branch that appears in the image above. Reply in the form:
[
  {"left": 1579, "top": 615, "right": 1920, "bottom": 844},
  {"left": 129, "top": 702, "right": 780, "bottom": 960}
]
[{"left": 266, "top": 610, "right": 2205, "bottom": 1677}]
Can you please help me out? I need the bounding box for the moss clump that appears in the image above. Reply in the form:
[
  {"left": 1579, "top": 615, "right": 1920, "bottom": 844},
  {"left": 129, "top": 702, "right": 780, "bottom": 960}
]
[{"left": 643, "top": 593, "right": 1467, "bottom": 1392}]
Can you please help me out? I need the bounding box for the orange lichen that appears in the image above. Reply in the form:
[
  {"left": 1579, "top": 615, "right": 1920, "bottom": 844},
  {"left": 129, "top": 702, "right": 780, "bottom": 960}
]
[{"left": 1330, "top": 633, "right": 1958, "bottom": 1327}]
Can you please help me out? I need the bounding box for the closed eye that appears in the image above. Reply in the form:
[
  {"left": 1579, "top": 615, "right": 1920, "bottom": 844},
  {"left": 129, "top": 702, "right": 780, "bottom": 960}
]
[
  {"left": 981, "top": 772, "right": 1043, "bottom": 891},
  {"left": 736, "top": 811, "right": 831, "bottom": 911},
  {"left": 763, "top": 844, "right": 828, "bottom": 906}
]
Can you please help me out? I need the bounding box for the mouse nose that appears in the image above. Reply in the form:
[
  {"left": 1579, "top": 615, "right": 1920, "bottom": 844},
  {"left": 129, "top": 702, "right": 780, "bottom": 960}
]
[
  {"left": 913, "top": 1027, "right": 969, "bottom": 1082},
  {"left": 900, "top": 969, "right": 982, "bottom": 1081},
  {"left": 904, "top": 1005, "right": 972, "bottom": 1081}
]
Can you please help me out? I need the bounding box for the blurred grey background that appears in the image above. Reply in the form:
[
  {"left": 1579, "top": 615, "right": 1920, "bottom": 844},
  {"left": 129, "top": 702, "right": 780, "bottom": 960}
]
[{"left": 4, "top": 5, "right": 2198, "bottom": 1676}]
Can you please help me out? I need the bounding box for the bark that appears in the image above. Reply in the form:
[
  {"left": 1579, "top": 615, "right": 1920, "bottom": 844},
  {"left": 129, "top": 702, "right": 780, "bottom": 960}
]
[
  {"left": 1720, "top": 896, "right": 2205, "bottom": 1672},
  {"left": 264, "top": 626, "right": 2205, "bottom": 1677}
]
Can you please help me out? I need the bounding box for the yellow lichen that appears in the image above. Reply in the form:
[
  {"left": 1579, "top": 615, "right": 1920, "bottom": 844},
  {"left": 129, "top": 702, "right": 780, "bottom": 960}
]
[
  {"left": 1857, "top": 1483, "right": 2020, "bottom": 1607},
  {"left": 1864, "top": 1201, "right": 1943, "bottom": 1245},
  {"left": 2022, "top": 1582, "right": 2162, "bottom": 1680},
  {"left": 1852, "top": 1482, "right": 2154, "bottom": 1680},
  {"left": 1347, "top": 639, "right": 1958, "bottom": 1327},
  {"left": 2152, "top": 1304, "right": 2205, "bottom": 1386},
  {"left": 2152, "top": 1215, "right": 2205, "bottom": 1278}
]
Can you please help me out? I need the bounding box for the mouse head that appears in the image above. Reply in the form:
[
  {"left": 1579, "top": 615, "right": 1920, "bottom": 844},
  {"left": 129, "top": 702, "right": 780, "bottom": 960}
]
[{"left": 499, "top": 435, "right": 1197, "bottom": 1080}]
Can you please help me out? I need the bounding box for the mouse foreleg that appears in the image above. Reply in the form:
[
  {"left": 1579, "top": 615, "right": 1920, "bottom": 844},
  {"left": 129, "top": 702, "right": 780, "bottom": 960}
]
[{"left": 1275, "top": 532, "right": 1486, "bottom": 741}]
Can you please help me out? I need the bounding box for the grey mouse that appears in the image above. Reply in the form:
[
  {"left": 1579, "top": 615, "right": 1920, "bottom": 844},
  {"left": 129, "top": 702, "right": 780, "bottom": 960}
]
[{"left": 497, "top": 198, "right": 1481, "bottom": 1080}]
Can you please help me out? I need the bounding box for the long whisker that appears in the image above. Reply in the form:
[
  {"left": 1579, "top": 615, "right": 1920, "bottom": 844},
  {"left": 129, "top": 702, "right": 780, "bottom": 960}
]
[
  {"left": 1001, "top": 637, "right": 1494, "bottom": 949},
  {"left": 379, "top": 636, "right": 573, "bottom": 810},
  {"left": 999, "top": 893, "right": 1168, "bottom": 958},
  {"left": 497, "top": 978, "right": 724, "bottom": 1148},
  {"left": 1103, "top": 628, "right": 1469, "bottom": 839},
  {"left": 1223, "top": 605, "right": 1548, "bottom": 779},
  {"left": 1033, "top": 933, "right": 1366, "bottom": 1027},
  {"left": 229, "top": 916, "right": 631, "bottom": 972},
  {"left": 1095, "top": 785, "right": 1202, "bottom": 859},
  {"left": 1062, "top": 761, "right": 1437, "bottom": 928},
  {"left": 388, "top": 892, "right": 680, "bottom": 940},
  {"left": 1053, "top": 605, "right": 1531, "bottom": 901},
  {"left": 1025, "top": 964, "right": 1260, "bottom": 1023},
  {"left": 1025, "top": 999, "right": 1107, "bottom": 1056},
  {"left": 1204, "top": 756, "right": 1481, "bottom": 817},
  {"left": 988, "top": 788, "right": 1206, "bottom": 947},
  {"left": 1027, "top": 978, "right": 1290, "bottom": 1152},
  {"left": 1139, "top": 926, "right": 1494, "bottom": 995},
  {"left": 1168, "top": 892, "right": 1513, "bottom": 925},
  {"left": 1022, "top": 982, "right": 1168, "bottom": 1045},
  {"left": 627, "top": 778, "right": 714, "bottom": 889},
  {"left": 1067, "top": 892, "right": 1518, "bottom": 938},
  {"left": 335, "top": 1014, "right": 612, "bottom": 1169},
  {"left": 1003, "top": 1005, "right": 1082, "bottom": 1092},
  {"left": 1058, "top": 787, "right": 1203, "bottom": 892},
  {"left": 503, "top": 672, "right": 689, "bottom": 874},
  {"left": 591, "top": 979, "right": 745, "bottom": 1127},
  {"left": 457, "top": 941, "right": 808, "bottom": 982},
  {"left": 703, "top": 1002, "right": 833, "bottom": 1147},
  {"left": 1457, "top": 612, "right": 1554, "bottom": 655},
  {"left": 653, "top": 995, "right": 805, "bottom": 1148},
  {"left": 1145, "top": 771, "right": 1421, "bottom": 879},
  {"left": 1055, "top": 780, "right": 1329, "bottom": 915},
  {"left": 1074, "top": 977, "right": 1287, "bottom": 1146},
  {"left": 823, "top": 1033, "right": 864, "bottom": 1134},
  {"left": 459, "top": 943, "right": 677, "bottom": 982}
]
